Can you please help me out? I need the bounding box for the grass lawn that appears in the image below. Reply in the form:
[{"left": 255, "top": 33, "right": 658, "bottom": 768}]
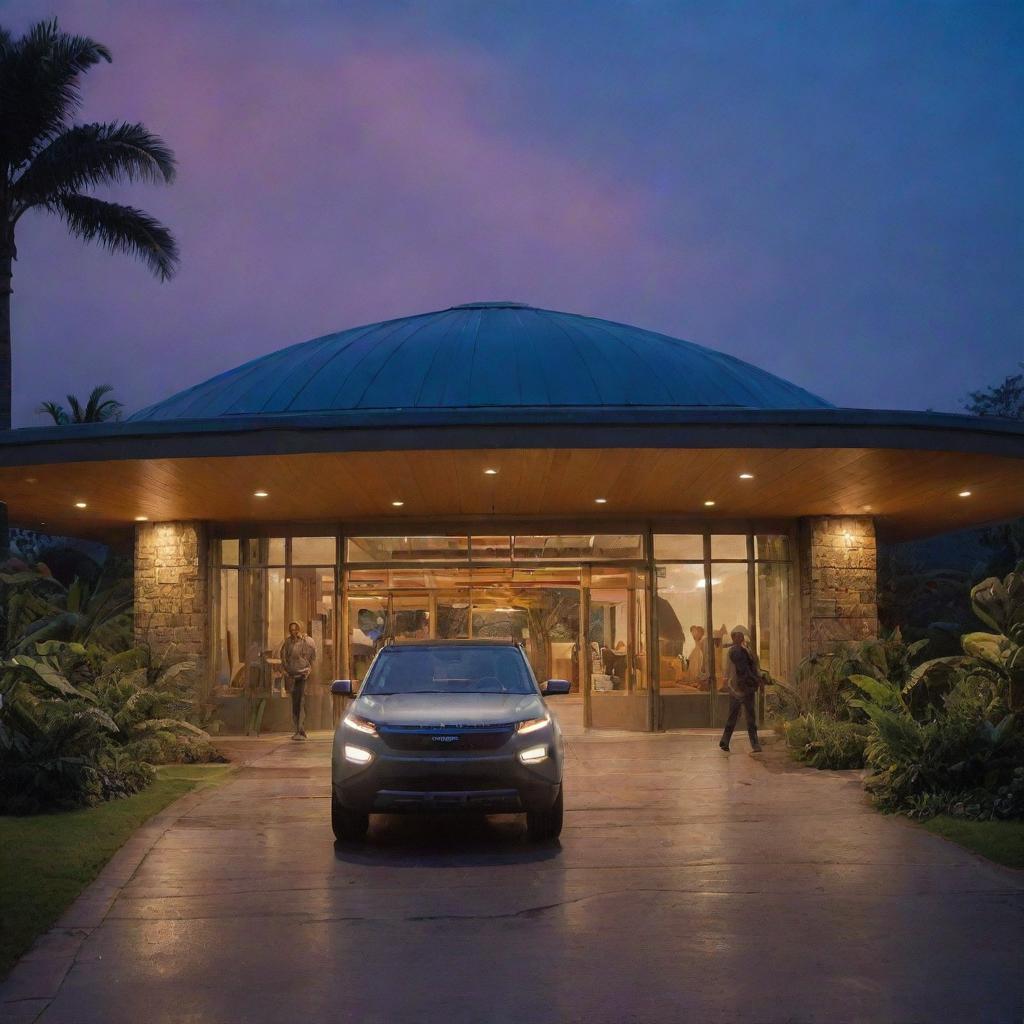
[
  {"left": 0, "top": 764, "right": 234, "bottom": 979},
  {"left": 923, "top": 816, "right": 1024, "bottom": 870}
]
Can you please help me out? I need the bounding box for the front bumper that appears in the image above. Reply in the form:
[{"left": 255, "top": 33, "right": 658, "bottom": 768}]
[{"left": 333, "top": 747, "right": 561, "bottom": 815}]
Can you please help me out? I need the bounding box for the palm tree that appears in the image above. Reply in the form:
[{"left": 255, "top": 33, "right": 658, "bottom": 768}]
[
  {"left": 38, "top": 383, "right": 123, "bottom": 424},
  {"left": 0, "top": 19, "right": 179, "bottom": 431}
]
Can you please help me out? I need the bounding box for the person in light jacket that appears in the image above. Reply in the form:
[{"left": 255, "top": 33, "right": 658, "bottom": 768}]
[
  {"left": 280, "top": 621, "right": 316, "bottom": 740},
  {"left": 719, "top": 627, "right": 763, "bottom": 753}
]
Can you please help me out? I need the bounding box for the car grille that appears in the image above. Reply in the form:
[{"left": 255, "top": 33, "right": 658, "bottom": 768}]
[{"left": 377, "top": 723, "right": 515, "bottom": 752}]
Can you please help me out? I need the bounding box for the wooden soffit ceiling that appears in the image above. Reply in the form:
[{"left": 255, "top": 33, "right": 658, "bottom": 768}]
[{"left": 1, "top": 446, "right": 1021, "bottom": 541}]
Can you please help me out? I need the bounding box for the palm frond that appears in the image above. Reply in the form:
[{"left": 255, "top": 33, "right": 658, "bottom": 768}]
[
  {"left": 0, "top": 19, "right": 111, "bottom": 173},
  {"left": 45, "top": 193, "right": 180, "bottom": 280},
  {"left": 66, "top": 393, "right": 85, "bottom": 421},
  {"left": 84, "top": 384, "right": 123, "bottom": 421},
  {"left": 14, "top": 122, "right": 176, "bottom": 209},
  {"left": 36, "top": 399, "right": 68, "bottom": 424}
]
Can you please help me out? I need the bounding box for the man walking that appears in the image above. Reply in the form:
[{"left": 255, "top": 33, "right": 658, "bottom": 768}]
[
  {"left": 719, "top": 627, "right": 763, "bottom": 753},
  {"left": 281, "top": 620, "right": 316, "bottom": 740}
]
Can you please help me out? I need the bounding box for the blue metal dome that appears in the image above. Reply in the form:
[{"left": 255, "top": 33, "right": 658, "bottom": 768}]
[{"left": 129, "top": 302, "right": 831, "bottom": 421}]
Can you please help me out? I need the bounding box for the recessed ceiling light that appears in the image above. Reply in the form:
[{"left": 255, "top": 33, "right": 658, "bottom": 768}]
[
  {"left": 958, "top": 490, "right": 972, "bottom": 498},
  {"left": 862, "top": 504, "right": 873, "bottom": 512},
  {"left": 391, "top": 500, "right": 404, "bottom": 507},
  {"left": 253, "top": 490, "right": 269, "bottom": 498},
  {"left": 484, "top": 468, "right": 498, "bottom": 475},
  {"left": 704, "top": 500, "right": 716, "bottom": 507},
  {"left": 135, "top": 516, "right": 148, "bottom": 522},
  {"left": 24, "top": 477, "right": 37, "bottom": 484},
  {"left": 74, "top": 501, "right": 87, "bottom": 509},
  {"left": 739, "top": 473, "right": 754, "bottom": 480},
  {"left": 594, "top": 498, "right": 608, "bottom": 504}
]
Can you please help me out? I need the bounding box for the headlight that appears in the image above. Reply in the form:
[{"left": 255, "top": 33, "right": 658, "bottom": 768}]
[
  {"left": 344, "top": 744, "right": 374, "bottom": 765},
  {"left": 344, "top": 713, "right": 378, "bottom": 736},
  {"left": 518, "top": 744, "right": 548, "bottom": 765},
  {"left": 516, "top": 715, "right": 550, "bottom": 735}
]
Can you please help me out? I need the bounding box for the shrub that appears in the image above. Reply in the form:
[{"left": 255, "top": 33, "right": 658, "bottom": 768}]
[{"left": 783, "top": 713, "right": 870, "bottom": 770}]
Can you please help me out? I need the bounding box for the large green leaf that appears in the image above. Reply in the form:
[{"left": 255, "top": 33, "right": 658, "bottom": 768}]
[
  {"left": 971, "top": 576, "right": 1010, "bottom": 633},
  {"left": 849, "top": 673, "right": 901, "bottom": 709},
  {"left": 9, "top": 655, "right": 81, "bottom": 696}
]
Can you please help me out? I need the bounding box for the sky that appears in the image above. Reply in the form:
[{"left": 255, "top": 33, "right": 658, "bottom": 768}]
[{"left": 3, "top": 0, "right": 1022, "bottom": 425}]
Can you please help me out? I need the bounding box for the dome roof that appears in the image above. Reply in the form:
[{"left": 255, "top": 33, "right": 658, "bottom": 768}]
[{"left": 129, "top": 302, "right": 831, "bottom": 422}]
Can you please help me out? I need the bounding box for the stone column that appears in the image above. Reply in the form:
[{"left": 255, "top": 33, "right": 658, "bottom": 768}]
[
  {"left": 798, "top": 516, "right": 879, "bottom": 659},
  {"left": 134, "top": 521, "right": 209, "bottom": 684}
]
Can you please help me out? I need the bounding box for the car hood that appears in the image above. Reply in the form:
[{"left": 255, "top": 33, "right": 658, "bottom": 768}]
[{"left": 354, "top": 692, "right": 545, "bottom": 727}]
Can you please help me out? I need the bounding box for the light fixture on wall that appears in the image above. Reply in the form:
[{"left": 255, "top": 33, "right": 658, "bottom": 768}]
[
  {"left": 134, "top": 516, "right": 148, "bottom": 522},
  {"left": 253, "top": 490, "right": 269, "bottom": 498}
]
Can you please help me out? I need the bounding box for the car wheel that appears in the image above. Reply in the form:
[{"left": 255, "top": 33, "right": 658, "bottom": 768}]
[
  {"left": 526, "top": 785, "right": 563, "bottom": 841},
  {"left": 331, "top": 791, "right": 369, "bottom": 841}
]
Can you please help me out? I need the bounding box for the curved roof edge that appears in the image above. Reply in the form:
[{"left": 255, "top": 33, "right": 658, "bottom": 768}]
[{"left": 0, "top": 408, "right": 1021, "bottom": 469}]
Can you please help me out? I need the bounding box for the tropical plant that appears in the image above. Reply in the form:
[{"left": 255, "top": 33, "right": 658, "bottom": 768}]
[
  {"left": 782, "top": 713, "right": 869, "bottom": 770},
  {"left": 37, "top": 383, "right": 123, "bottom": 424},
  {"left": 0, "top": 19, "right": 179, "bottom": 430}
]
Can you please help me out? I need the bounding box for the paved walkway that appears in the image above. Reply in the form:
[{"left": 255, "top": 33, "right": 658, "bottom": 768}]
[{"left": 3, "top": 703, "right": 1022, "bottom": 1024}]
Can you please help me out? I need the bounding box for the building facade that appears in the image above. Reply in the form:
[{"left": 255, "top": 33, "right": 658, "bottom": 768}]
[{"left": 2, "top": 303, "right": 1021, "bottom": 731}]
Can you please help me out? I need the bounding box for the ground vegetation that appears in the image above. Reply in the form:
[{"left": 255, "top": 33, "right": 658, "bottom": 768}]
[{"left": 771, "top": 563, "right": 1024, "bottom": 827}]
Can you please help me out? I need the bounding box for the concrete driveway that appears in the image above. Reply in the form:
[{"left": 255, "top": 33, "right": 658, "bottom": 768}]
[{"left": 3, "top": 701, "right": 1022, "bottom": 1024}]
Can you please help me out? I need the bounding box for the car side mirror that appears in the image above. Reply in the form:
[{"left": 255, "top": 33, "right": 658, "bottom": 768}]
[
  {"left": 331, "top": 679, "right": 354, "bottom": 696},
  {"left": 542, "top": 679, "right": 571, "bottom": 696}
]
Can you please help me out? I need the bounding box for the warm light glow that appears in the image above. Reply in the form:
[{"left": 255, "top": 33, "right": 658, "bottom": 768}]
[
  {"left": 74, "top": 501, "right": 87, "bottom": 509},
  {"left": 958, "top": 490, "right": 972, "bottom": 498},
  {"left": 484, "top": 468, "right": 498, "bottom": 475},
  {"left": 704, "top": 500, "right": 715, "bottom": 507},
  {"left": 696, "top": 577, "right": 721, "bottom": 589},
  {"left": 391, "top": 500, "right": 404, "bottom": 507},
  {"left": 862, "top": 504, "right": 873, "bottom": 512},
  {"left": 516, "top": 716, "right": 550, "bottom": 735},
  {"left": 253, "top": 490, "right": 269, "bottom": 498},
  {"left": 344, "top": 744, "right": 373, "bottom": 765},
  {"left": 344, "top": 714, "right": 378, "bottom": 737},
  {"left": 518, "top": 744, "right": 548, "bottom": 764},
  {"left": 134, "top": 516, "right": 148, "bottom": 522},
  {"left": 594, "top": 497, "right": 608, "bottom": 504},
  {"left": 739, "top": 473, "right": 754, "bottom": 480}
]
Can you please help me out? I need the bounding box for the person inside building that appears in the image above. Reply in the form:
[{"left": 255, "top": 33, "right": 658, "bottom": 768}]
[
  {"left": 280, "top": 620, "right": 316, "bottom": 740},
  {"left": 718, "top": 626, "right": 763, "bottom": 753}
]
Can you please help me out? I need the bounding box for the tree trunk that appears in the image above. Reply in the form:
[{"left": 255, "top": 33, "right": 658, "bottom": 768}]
[{"left": 0, "top": 242, "right": 12, "bottom": 432}]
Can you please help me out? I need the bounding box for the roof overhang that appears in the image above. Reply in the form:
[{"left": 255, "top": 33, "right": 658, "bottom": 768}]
[{"left": 1, "top": 408, "right": 1021, "bottom": 541}]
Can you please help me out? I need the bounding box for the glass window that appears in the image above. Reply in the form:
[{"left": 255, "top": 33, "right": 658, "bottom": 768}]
[
  {"left": 348, "top": 594, "right": 387, "bottom": 682},
  {"left": 220, "top": 539, "right": 239, "bottom": 566},
  {"left": 472, "top": 536, "right": 512, "bottom": 560},
  {"left": 653, "top": 535, "right": 703, "bottom": 560},
  {"left": 514, "top": 535, "right": 642, "bottom": 561},
  {"left": 755, "top": 534, "right": 791, "bottom": 561},
  {"left": 346, "top": 536, "right": 469, "bottom": 562},
  {"left": 288, "top": 567, "right": 335, "bottom": 685},
  {"left": 656, "top": 564, "right": 709, "bottom": 692},
  {"left": 215, "top": 568, "right": 240, "bottom": 686},
  {"left": 241, "top": 537, "right": 285, "bottom": 565},
  {"left": 361, "top": 645, "right": 536, "bottom": 695},
  {"left": 710, "top": 534, "right": 748, "bottom": 560},
  {"left": 292, "top": 536, "right": 336, "bottom": 564},
  {"left": 709, "top": 563, "right": 751, "bottom": 694}
]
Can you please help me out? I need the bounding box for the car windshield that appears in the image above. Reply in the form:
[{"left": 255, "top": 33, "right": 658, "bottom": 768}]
[{"left": 361, "top": 645, "right": 536, "bottom": 695}]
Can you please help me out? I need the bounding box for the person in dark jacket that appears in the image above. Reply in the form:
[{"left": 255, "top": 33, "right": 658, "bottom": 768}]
[
  {"left": 280, "top": 621, "right": 316, "bottom": 740},
  {"left": 719, "top": 627, "right": 763, "bottom": 753}
]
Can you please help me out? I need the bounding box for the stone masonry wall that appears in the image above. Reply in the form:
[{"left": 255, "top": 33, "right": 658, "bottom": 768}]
[
  {"left": 134, "top": 521, "right": 209, "bottom": 680},
  {"left": 798, "top": 516, "right": 879, "bottom": 658}
]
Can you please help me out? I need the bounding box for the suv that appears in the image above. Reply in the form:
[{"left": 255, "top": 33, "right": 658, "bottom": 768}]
[{"left": 330, "top": 640, "right": 569, "bottom": 842}]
